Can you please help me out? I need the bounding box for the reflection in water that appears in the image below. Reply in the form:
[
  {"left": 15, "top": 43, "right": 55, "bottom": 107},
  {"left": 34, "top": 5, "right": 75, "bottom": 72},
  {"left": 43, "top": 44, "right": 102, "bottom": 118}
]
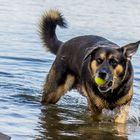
[
  {"left": 35, "top": 105, "right": 85, "bottom": 139},
  {"left": 0, "top": 0, "right": 140, "bottom": 139},
  {"left": 35, "top": 104, "right": 132, "bottom": 140}
]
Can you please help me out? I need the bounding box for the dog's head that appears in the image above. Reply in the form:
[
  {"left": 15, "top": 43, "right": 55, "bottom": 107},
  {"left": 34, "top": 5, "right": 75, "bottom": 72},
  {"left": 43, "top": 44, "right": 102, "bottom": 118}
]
[{"left": 85, "top": 41, "right": 140, "bottom": 93}]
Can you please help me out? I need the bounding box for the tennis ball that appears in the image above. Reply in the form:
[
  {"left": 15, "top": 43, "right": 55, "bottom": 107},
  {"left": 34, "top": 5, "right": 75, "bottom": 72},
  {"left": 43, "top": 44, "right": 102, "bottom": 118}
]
[{"left": 95, "top": 77, "right": 106, "bottom": 86}]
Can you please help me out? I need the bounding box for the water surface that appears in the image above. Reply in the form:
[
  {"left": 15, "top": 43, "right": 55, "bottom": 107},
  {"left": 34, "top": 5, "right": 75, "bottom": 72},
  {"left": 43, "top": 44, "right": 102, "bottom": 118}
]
[{"left": 0, "top": 0, "right": 140, "bottom": 139}]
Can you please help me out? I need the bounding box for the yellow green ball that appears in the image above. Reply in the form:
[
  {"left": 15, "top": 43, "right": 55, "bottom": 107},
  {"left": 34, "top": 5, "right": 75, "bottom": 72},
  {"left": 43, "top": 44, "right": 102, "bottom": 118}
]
[{"left": 95, "top": 77, "right": 106, "bottom": 86}]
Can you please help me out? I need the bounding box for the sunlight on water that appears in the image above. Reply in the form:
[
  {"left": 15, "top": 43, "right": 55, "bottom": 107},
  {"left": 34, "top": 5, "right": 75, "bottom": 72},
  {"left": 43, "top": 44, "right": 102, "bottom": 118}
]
[{"left": 0, "top": 0, "right": 140, "bottom": 139}]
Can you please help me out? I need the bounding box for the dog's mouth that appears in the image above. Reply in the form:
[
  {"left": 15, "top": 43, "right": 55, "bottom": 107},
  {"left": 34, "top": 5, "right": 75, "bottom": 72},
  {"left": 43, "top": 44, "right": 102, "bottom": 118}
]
[{"left": 98, "top": 80, "right": 113, "bottom": 93}]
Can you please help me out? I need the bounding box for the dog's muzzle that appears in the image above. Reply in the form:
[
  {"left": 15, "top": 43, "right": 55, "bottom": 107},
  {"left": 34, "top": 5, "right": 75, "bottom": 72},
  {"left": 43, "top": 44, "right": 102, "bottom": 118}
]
[
  {"left": 96, "top": 70, "right": 113, "bottom": 93},
  {"left": 98, "top": 80, "right": 113, "bottom": 93}
]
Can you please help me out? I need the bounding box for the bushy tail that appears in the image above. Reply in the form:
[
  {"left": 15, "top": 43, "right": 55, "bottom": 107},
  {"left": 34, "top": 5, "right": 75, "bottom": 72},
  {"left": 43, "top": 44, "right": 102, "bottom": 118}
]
[{"left": 39, "top": 10, "right": 67, "bottom": 55}]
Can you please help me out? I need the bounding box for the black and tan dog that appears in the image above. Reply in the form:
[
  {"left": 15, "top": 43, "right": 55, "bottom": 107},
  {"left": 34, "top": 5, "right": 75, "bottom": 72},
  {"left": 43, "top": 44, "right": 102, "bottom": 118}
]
[{"left": 39, "top": 10, "right": 140, "bottom": 123}]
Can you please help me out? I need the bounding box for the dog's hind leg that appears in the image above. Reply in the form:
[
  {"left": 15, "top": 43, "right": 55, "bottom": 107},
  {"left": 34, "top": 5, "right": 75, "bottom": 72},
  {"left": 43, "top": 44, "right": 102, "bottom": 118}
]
[{"left": 41, "top": 62, "right": 75, "bottom": 104}]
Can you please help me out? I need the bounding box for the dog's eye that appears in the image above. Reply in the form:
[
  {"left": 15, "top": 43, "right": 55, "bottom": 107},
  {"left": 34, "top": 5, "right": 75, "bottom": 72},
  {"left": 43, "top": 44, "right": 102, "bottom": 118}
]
[
  {"left": 96, "top": 58, "right": 103, "bottom": 64},
  {"left": 109, "top": 59, "right": 118, "bottom": 67}
]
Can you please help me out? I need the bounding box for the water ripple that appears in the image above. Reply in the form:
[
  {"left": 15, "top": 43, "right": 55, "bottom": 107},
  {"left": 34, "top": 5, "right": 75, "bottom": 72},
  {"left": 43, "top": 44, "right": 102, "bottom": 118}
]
[
  {"left": 0, "top": 56, "right": 47, "bottom": 63},
  {"left": 0, "top": 0, "right": 140, "bottom": 139}
]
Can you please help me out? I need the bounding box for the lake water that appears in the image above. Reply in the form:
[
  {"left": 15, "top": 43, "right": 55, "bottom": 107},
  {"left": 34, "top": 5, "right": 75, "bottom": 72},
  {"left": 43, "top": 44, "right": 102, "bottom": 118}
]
[{"left": 0, "top": 0, "right": 140, "bottom": 139}]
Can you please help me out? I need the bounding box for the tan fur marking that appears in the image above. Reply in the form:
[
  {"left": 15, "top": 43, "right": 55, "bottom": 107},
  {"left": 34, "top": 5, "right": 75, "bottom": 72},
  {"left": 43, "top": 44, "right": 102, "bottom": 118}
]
[
  {"left": 45, "top": 10, "right": 61, "bottom": 20},
  {"left": 85, "top": 87, "right": 107, "bottom": 120},
  {"left": 115, "top": 86, "right": 133, "bottom": 123},
  {"left": 116, "top": 86, "right": 133, "bottom": 106},
  {"left": 115, "top": 102, "right": 130, "bottom": 123},
  {"left": 50, "top": 74, "right": 75, "bottom": 102},
  {"left": 93, "top": 94, "right": 106, "bottom": 109},
  {"left": 90, "top": 60, "right": 97, "bottom": 74},
  {"left": 100, "top": 52, "right": 106, "bottom": 59},
  {"left": 81, "top": 86, "right": 88, "bottom": 97},
  {"left": 108, "top": 54, "right": 112, "bottom": 59},
  {"left": 43, "top": 73, "right": 75, "bottom": 104},
  {"left": 43, "top": 64, "right": 56, "bottom": 92},
  {"left": 114, "top": 64, "right": 123, "bottom": 75},
  {"left": 83, "top": 85, "right": 107, "bottom": 109}
]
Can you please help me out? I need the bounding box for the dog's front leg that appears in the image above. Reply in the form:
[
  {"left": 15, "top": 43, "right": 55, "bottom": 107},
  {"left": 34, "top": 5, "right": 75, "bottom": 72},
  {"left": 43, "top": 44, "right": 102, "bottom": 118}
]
[
  {"left": 115, "top": 102, "right": 130, "bottom": 124},
  {"left": 91, "top": 109, "right": 102, "bottom": 121},
  {"left": 88, "top": 102, "right": 102, "bottom": 121}
]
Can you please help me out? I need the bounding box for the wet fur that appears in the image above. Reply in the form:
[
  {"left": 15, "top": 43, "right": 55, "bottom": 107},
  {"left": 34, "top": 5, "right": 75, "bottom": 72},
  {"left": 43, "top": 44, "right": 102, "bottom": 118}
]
[{"left": 39, "top": 10, "right": 140, "bottom": 123}]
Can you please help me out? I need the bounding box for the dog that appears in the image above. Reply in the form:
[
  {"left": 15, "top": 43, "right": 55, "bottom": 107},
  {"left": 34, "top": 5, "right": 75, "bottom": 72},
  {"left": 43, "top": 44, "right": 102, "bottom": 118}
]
[{"left": 39, "top": 10, "right": 140, "bottom": 123}]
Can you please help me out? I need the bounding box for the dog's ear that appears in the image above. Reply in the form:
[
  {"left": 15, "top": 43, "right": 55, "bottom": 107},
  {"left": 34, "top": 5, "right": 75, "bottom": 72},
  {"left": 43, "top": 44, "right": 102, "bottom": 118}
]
[
  {"left": 120, "top": 41, "right": 140, "bottom": 59},
  {"left": 81, "top": 46, "right": 99, "bottom": 76},
  {"left": 83, "top": 47, "right": 99, "bottom": 61}
]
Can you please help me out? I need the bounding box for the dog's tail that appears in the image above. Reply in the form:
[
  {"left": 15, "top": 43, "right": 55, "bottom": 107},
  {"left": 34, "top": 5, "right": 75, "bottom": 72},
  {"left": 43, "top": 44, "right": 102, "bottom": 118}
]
[{"left": 39, "top": 10, "right": 67, "bottom": 55}]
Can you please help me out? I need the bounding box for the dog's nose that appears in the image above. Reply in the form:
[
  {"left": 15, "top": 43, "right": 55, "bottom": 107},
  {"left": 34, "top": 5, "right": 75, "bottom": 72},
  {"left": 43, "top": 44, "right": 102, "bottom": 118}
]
[{"left": 98, "top": 70, "right": 107, "bottom": 80}]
